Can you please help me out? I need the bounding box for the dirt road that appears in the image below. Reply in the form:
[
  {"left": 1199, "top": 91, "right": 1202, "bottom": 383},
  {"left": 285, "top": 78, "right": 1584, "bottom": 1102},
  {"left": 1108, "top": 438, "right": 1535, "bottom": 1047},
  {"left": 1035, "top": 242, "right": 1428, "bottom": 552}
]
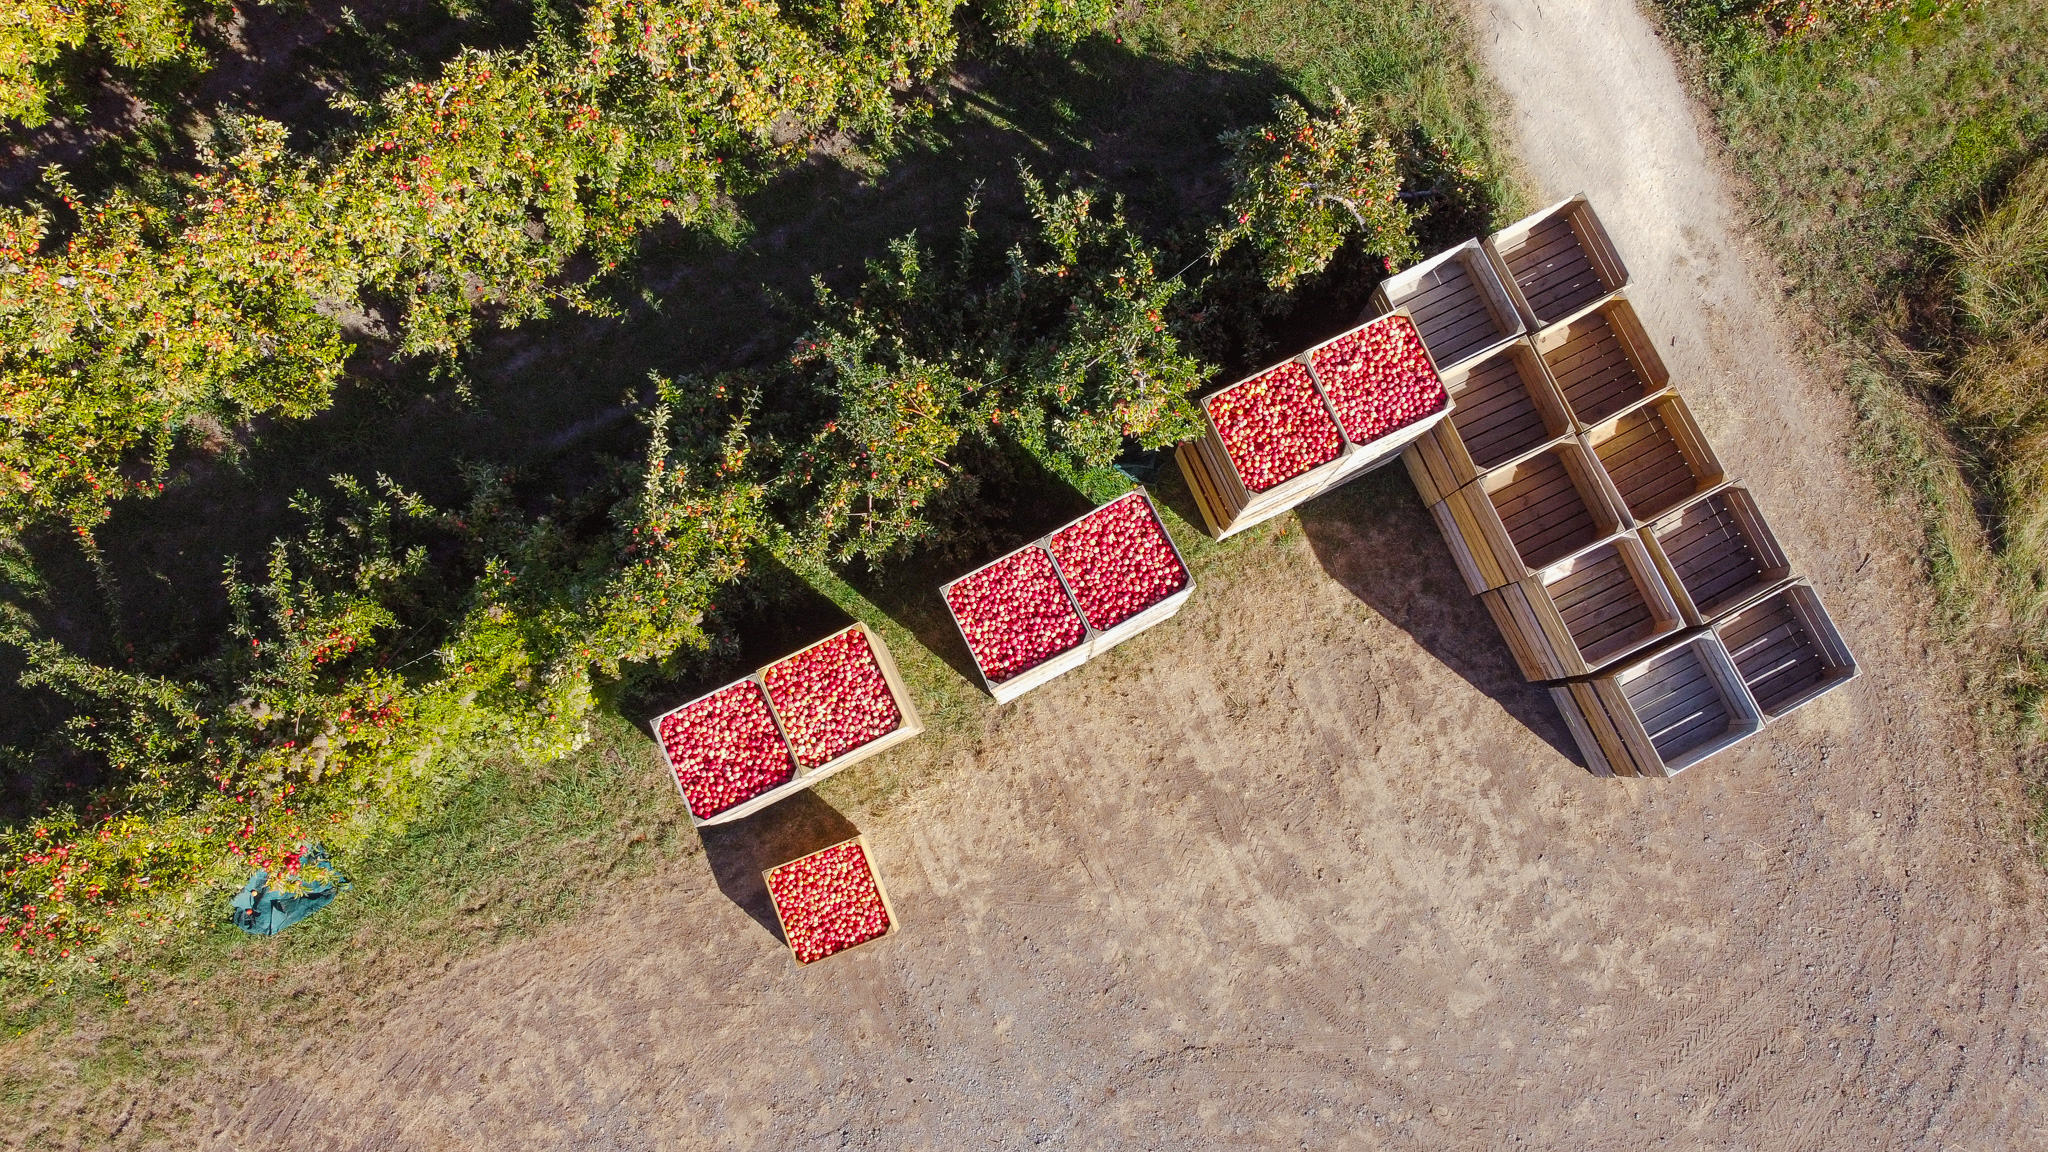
[{"left": 184, "top": 2, "right": 2048, "bottom": 1147}]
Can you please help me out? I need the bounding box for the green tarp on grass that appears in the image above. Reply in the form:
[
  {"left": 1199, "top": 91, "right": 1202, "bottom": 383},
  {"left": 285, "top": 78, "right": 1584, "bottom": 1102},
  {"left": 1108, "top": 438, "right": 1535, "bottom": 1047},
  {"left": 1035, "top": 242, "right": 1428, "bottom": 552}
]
[{"left": 230, "top": 846, "right": 347, "bottom": 936}]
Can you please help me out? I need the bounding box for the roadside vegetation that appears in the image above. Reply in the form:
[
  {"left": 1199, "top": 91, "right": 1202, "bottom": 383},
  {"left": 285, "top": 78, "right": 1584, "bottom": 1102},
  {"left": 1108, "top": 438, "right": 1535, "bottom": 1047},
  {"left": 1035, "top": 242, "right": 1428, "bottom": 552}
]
[
  {"left": 1, "top": 2, "right": 1515, "bottom": 1121},
  {"left": 1656, "top": 0, "right": 2048, "bottom": 811}
]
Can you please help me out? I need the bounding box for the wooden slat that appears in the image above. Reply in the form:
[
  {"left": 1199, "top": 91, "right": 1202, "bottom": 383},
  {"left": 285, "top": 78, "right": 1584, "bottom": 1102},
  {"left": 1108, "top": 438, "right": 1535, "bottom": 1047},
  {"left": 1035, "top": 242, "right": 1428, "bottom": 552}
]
[
  {"left": 1495, "top": 201, "right": 1626, "bottom": 325},
  {"left": 1649, "top": 489, "right": 1783, "bottom": 622}
]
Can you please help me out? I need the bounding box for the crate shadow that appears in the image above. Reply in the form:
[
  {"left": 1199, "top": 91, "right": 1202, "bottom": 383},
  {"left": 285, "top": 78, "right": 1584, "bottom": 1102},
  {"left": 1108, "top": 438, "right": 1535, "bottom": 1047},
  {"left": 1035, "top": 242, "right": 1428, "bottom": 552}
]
[
  {"left": 697, "top": 791, "right": 862, "bottom": 942},
  {"left": 1295, "top": 466, "right": 1586, "bottom": 769}
]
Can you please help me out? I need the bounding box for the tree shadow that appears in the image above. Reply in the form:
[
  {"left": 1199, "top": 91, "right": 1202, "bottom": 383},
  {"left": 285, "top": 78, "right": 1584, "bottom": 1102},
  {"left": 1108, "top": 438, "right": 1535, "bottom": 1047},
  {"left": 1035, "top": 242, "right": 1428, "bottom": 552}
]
[
  {"left": 1294, "top": 465, "right": 1584, "bottom": 767},
  {"left": 697, "top": 790, "right": 861, "bottom": 942}
]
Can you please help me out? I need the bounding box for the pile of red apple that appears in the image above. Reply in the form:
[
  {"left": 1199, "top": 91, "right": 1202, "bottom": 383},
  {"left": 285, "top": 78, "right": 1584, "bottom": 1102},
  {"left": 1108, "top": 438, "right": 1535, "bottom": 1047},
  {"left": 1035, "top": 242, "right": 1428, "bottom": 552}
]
[
  {"left": 944, "top": 546, "right": 1086, "bottom": 683},
  {"left": 763, "top": 628, "right": 902, "bottom": 769},
  {"left": 657, "top": 681, "right": 796, "bottom": 819},
  {"left": 767, "top": 840, "right": 892, "bottom": 964},
  {"left": 1308, "top": 314, "right": 1446, "bottom": 444},
  {"left": 1047, "top": 492, "right": 1190, "bottom": 631},
  {"left": 1207, "top": 360, "right": 1344, "bottom": 493}
]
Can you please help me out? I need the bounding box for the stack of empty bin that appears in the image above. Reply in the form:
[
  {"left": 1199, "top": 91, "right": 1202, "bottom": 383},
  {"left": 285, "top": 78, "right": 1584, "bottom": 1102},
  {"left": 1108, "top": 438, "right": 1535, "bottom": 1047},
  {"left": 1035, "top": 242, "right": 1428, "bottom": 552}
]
[{"left": 1393, "top": 195, "right": 1859, "bottom": 778}]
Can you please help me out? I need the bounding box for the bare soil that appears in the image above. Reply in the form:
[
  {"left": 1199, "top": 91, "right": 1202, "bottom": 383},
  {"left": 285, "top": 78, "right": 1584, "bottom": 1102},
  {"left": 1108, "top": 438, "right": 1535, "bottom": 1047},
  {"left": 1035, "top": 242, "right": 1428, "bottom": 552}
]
[{"left": 28, "top": 1, "right": 2048, "bottom": 1148}]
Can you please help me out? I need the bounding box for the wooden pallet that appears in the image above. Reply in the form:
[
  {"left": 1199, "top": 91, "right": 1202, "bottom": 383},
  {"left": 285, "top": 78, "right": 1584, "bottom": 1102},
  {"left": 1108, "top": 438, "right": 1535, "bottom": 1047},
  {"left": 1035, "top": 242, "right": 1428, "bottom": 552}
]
[
  {"left": 1550, "top": 631, "right": 1763, "bottom": 778},
  {"left": 1432, "top": 439, "right": 1629, "bottom": 593},
  {"left": 1531, "top": 293, "right": 1671, "bottom": 429},
  {"left": 1402, "top": 338, "right": 1574, "bottom": 506},
  {"left": 1713, "top": 580, "right": 1857, "bottom": 721},
  {"left": 942, "top": 488, "right": 1195, "bottom": 703},
  {"left": 1582, "top": 392, "right": 1725, "bottom": 526},
  {"left": 1485, "top": 194, "right": 1630, "bottom": 329},
  {"left": 1367, "top": 239, "right": 1525, "bottom": 373},
  {"left": 1640, "top": 485, "right": 1791, "bottom": 626},
  {"left": 763, "top": 835, "right": 901, "bottom": 966},
  {"left": 1480, "top": 533, "right": 1684, "bottom": 681},
  {"left": 651, "top": 622, "right": 926, "bottom": 827}
]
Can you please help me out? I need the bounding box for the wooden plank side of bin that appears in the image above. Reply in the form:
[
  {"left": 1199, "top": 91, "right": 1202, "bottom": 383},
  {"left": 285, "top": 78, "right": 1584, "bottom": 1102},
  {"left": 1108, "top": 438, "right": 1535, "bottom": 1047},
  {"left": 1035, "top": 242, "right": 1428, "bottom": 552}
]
[
  {"left": 1605, "top": 633, "right": 1765, "bottom": 778},
  {"left": 1549, "top": 683, "right": 1617, "bottom": 777},
  {"left": 1583, "top": 393, "right": 1726, "bottom": 527},
  {"left": 1533, "top": 294, "right": 1671, "bottom": 429},
  {"left": 1366, "top": 240, "right": 1526, "bottom": 373},
  {"left": 1463, "top": 440, "right": 1629, "bottom": 590},
  {"left": 764, "top": 834, "right": 901, "bottom": 966},
  {"left": 1433, "top": 484, "right": 1517, "bottom": 594},
  {"left": 1641, "top": 485, "right": 1793, "bottom": 626},
  {"left": 1403, "top": 427, "right": 1456, "bottom": 507},
  {"left": 1482, "top": 534, "right": 1683, "bottom": 682},
  {"left": 1713, "top": 579, "right": 1859, "bottom": 722},
  {"left": 1482, "top": 579, "right": 1569, "bottom": 682},
  {"left": 1484, "top": 194, "right": 1631, "bottom": 329},
  {"left": 1175, "top": 439, "right": 1232, "bottom": 539},
  {"left": 1549, "top": 680, "right": 1636, "bottom": 777},
  {"left": 1430, "top": 340, "right": 1576, "bottom": 489}
]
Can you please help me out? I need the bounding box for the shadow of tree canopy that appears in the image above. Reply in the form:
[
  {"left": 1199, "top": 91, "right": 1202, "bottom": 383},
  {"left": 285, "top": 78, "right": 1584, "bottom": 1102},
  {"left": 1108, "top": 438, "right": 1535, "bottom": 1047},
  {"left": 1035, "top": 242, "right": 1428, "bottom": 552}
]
[{"left": 0, "top": 32, "right": 1512, "bottom": 821}]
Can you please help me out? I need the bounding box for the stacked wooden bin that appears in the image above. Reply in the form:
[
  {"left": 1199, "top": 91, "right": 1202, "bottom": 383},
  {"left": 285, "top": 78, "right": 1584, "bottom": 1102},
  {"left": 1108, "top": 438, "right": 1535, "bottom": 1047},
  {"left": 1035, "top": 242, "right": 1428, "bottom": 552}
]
[
  {"left": 1398, "top": 195, "right": 1859, "bottom": 778},
  {"left": 1177, "top": 311, "right": 1456, "bottom": 539}
]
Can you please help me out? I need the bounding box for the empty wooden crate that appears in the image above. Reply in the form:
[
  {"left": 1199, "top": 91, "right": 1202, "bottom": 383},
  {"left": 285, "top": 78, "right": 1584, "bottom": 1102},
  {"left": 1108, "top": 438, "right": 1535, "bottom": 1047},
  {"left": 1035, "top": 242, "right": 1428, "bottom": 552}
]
[
  {"left": 1485, "top": 194, "right": 1630, "bottom": 328},
  {"left": 1431, "top": 440, "right": 1628, "bottom": 594},
  {"left": 1367, "top": 239, "right": 1526, "bottom": 373},
  {"left": 1532, "top": 294, "right": 1670, "bottom": 428},
  {"left": 1641, "top": 485, "right": 1791, "bottom": 625},
  {"left": 1713, "top": 580, "right": 1858, "bottom": 722},
  {"left": 1403, "top": 338, "right": 1574, "bottom": 505},
  {"left": 1549, "top": 632, "right": 1764, "bottom": 778},
  {"left": 1583, "top": 392, "right": 1726, "bottom": 526},
  {"left": 1480, "top": 533, "right": 1684, "bottom": 681}
]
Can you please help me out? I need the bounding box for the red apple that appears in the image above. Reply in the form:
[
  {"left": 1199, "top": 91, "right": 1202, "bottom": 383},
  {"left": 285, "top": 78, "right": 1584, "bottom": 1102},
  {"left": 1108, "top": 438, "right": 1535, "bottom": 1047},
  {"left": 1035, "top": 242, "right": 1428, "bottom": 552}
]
[
  {"left": 763, "top": 628, "right": 902, "bottom": 769},
  {"left": 1047, "top": 492, "right": 1189, "bottom": 631},
  {"left": 767, "top": 841, "right": 892, "bottom": 964},
  {"left": 1207, "top": 360, "right": 1344, "bottom": 492},
  {"left": 656, "top": 681, "right": 796, "bottom": 819}
]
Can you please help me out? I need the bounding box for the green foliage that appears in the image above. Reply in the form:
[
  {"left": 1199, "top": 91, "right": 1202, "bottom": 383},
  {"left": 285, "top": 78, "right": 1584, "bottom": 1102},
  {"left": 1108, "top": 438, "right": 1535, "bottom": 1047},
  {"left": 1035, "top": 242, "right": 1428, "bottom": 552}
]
[
  {"left": 0, "top": 400, "right": 766, "bottom": 977},
  {"left": 0, "top": 119, "right": 349, "bottom": 532},
  {"left": 0, "top": 0, "right": 216, "bottom": 126},
  {"left": 0, "top": 0, "right": 958, "bottom": 535},
  {"left": 1680, "top": 0, "right": 1980, "bottom": 45},
  {"left": 976, "top": 0, "right": 1120, "bottom": 46},
  {"left": 785, "top": 173, "right": 1208, "bottom": 562},
  {"left": 1209, "top": 90, "right": 1419, "bottom": 290}
]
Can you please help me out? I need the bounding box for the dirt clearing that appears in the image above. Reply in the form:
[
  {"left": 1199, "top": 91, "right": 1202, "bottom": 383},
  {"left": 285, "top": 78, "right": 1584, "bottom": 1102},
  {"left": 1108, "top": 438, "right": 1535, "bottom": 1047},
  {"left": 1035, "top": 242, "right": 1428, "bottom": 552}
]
[{"left": 91, "top": 2, "right": 2048, "bottom": 1148}]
